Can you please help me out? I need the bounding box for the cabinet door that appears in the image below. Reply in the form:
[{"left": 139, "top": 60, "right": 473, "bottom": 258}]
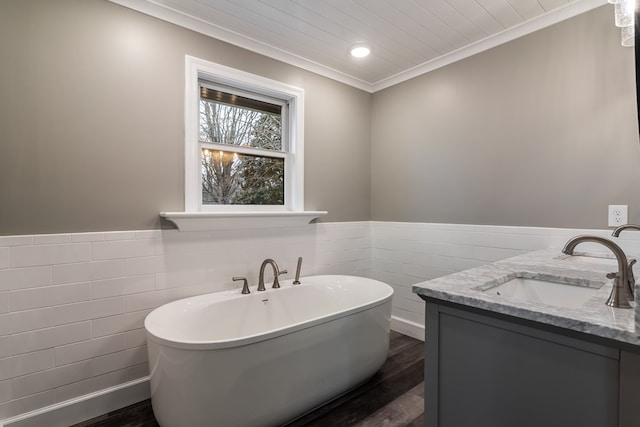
[{"left": 426, "top": 303, "right": 619, "bottom": 427}]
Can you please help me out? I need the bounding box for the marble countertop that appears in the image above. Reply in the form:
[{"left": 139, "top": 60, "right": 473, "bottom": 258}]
[{"left": 413, "top": 248, "right": 640, "bottom": 347}]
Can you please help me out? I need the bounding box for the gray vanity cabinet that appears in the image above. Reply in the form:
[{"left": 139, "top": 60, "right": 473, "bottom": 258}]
[{"left": 424, "top": 299, "right": 640, "bottom": 427}]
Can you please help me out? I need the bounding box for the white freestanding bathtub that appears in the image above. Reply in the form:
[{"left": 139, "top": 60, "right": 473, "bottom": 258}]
[{"left": 144, "top": 275, "right": 394, "bottom": 427}]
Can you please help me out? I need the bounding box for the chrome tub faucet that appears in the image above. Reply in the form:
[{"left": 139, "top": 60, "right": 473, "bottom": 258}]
[{"left": 258, "top": 259, "right": 287, "bottom": 291}]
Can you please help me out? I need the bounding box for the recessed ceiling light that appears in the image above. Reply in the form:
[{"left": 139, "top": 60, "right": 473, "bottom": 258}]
[{"left": 350, "top": 46, "right": 370, "bottom": 58}]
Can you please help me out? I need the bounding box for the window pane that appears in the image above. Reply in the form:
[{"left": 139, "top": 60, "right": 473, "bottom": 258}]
[
  {"left": 199, "top": 98, "right": 282, "bottom": 151},
  {"left": 201, "top": 149, "right": 284, "bottom": 205}
]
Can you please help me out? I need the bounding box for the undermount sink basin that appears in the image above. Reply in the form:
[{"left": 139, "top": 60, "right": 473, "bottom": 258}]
[{"left": 483, "top": 276, "right": 603, "bottom": 309}]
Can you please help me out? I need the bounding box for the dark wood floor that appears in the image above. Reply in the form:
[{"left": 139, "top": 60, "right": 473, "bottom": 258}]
[{"left": 73, "top": 331, "right": 424, "bottom": 427}]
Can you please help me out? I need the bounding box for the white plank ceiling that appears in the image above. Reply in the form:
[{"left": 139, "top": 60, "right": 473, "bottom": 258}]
[{"left": 110, "top": 0, "right": 607, "bottom": 91}]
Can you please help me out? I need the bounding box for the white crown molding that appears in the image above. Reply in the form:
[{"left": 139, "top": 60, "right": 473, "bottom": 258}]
[
  {"left": 371, "top": 0, "right": 608, "bottom": 92},
  {"left": 108, "top": 0, "right": 607, "bottom": 94},
  {"left": 107, "top": 0, "right": 373, "bottom": 92}
]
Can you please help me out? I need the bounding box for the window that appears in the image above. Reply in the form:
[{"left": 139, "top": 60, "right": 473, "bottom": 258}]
[
  {"left": 184, "top": 56, "right": 304, "bottom": 212},
  {"left": 199, "top": 84, "right": 286, "bottom": 206}
]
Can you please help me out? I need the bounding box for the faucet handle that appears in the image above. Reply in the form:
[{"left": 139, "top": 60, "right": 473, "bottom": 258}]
[
  {"left": 270, "top": 270, "right": 283, "bottom": 289},
  {"left": 605, "top": 271, "right": 633, "bottom": 308},
  {"left": 272, "top": 270, "right": 288, "bottom": 289},
  {"left": 233, "top": 277, "right": 250, "bottom": 294},
  {"left": 271, "top": 270, "right": 287, "bottom": 289},
  {"left": 607, "top": 270, "right": 635, "bottom": 308},
  {"left": 293, "top": 257, "right": 303, "bottom": 285},
  {"left": 627, "top": 259, "right": 636, "bottom": 302}
]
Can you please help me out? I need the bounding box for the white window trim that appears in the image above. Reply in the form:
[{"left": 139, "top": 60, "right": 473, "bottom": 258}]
[
  {"left": 187, "top": 55, "right": 303, "bottom": 212},
  {"left": 160, "top": 55, "right": 326, "bottom": 231}
]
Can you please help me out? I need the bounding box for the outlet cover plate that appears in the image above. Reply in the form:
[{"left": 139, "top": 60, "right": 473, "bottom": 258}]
[{"left": 608, "top": 205, "right": 628, "bottom": 227}]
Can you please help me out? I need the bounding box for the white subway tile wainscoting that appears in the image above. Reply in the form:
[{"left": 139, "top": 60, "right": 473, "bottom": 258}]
[
  {"left": 372, "top": 222, "right": 640, "bottom": 338},
  {"left": 0, "top": 222, "right": 371, "bottom": 426},
  {"left": 1, "top": 221, "right": 639, "bottom": 426}
]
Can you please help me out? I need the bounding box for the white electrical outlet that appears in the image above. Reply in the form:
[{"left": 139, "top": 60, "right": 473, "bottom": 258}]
[{"left": 608, "top": 205, "right": 628, "bottom": 227}]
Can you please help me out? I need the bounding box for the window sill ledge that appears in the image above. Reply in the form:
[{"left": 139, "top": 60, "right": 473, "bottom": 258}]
[{"left": 160, "top": 211, "right": 328, "bottom": 231}]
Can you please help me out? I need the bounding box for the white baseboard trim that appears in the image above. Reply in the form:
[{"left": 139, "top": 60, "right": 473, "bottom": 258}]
[
  {"left": 391, "top": 316, "right": 425, "bottom": 342},
  {"left": 1, "top": 378, "right": 150, "bottom": 427}
]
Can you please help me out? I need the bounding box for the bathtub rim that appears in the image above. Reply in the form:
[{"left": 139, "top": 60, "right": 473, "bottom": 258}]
[{"left": 144, "top": 274, "right": 393, "bottom": 351}]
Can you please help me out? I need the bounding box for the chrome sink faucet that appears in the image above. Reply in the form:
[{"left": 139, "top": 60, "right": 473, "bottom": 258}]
[
  {"left": 612, "top": 224, "right": 640, "bottom": 237},
  {"left": 562, "top": 235, "right": 632, "bottom": 309},
  {"left": 611, "top": 224, "right": 639, "bottom": 302},
  {"left": 258, "top": 259, "right": 287, "bottom": 291}
]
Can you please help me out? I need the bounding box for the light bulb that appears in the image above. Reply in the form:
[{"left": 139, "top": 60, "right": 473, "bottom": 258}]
[
  {"left": 614, "top": 0, "right": 634, "bottom": 28},
  {"left": 350, "top": 46, "right": 370, "bottom": 58},
  {"left": 622, "top": 25, "right": 635, "bottom": 46}
]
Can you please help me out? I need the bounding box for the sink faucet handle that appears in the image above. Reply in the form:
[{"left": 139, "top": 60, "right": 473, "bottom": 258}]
[
  {"left": 232, "top": 276, "right": 250, "bottom": 294},
  {"left": 272, "top": 269, "right": 287, "bottom": 289},
  {"left": 604, "top": 270, "right": 633, "bottom": 307},
  {"left": 627, "top": 259, "right": 636, "bottom": 302}
]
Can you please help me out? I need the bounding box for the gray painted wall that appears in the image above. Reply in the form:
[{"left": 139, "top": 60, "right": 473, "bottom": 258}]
[
  {"left": 371, "top": 5, "right": 640, "bottom": 229},
  {"left": 0, "top": 0, "right": 371, "bottom": 235},
  {"left": 1, "top": 2, "right": 638, "bottom": 235}
]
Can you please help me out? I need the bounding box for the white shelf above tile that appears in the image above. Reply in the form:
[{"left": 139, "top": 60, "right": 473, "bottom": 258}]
[{"left": 159, "top": 211, "right": 328, "bottom": 231}]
